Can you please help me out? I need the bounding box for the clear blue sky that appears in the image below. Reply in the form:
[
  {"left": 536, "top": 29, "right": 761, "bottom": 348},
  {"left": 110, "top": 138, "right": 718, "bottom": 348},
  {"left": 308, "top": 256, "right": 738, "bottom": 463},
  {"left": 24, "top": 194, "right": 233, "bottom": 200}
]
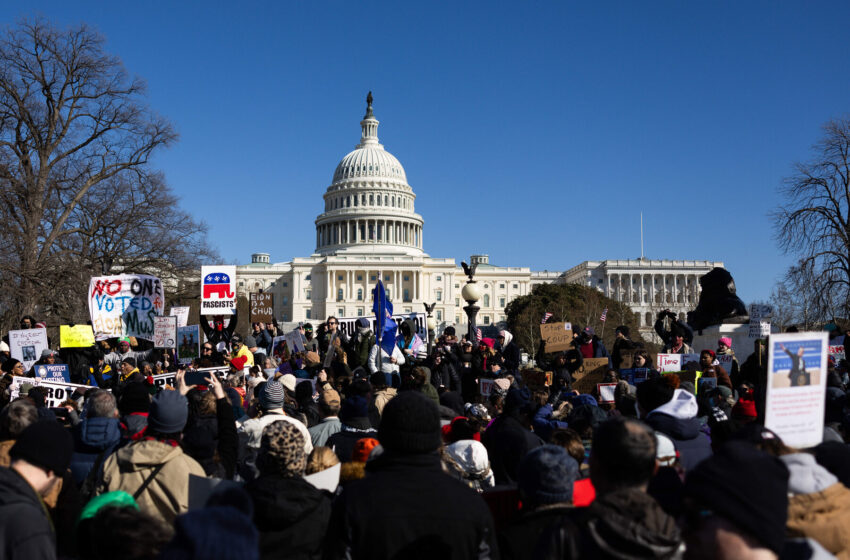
[{"left": 5, "top": 1, "right": 849, "bottom": 303}]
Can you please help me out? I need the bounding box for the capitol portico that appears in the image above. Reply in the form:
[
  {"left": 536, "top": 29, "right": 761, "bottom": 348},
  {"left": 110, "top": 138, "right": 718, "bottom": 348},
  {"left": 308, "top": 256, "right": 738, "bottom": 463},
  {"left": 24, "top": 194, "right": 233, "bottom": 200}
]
[{"left": 236, "top": 94, "right": 723, "bottom": 337}]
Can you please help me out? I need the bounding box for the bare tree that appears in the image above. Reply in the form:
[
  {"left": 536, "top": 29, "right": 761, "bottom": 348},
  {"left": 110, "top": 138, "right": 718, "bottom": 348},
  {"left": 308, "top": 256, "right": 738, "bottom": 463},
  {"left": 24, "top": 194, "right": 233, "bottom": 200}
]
[
  {"left": 0, "top": 19, "right": 214, "bottom": 329},
  {"left": 773, "top": 118, "right": 850, "bottom": 320}
]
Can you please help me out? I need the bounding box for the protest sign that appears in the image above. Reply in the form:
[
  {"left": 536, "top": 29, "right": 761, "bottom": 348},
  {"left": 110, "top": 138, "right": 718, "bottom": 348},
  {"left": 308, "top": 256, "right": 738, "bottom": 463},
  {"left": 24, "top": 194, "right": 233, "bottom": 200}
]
[
  {"left": 33, "top": 364, "right": 70, "bottom": 383},
  {"left": 524, "top": 369, "right": 548, "bottom": 387},
  {"left": 656, "top": 353, "right": 700, "bottom": 373},
  {"left": 152, "top": 371, "right": 177, "bottom": 389},
  {"left": 539, "top": 322, "right": 573, "bottom": 353},
  {"left": 9, "top": 376, "right": 94, "bottom": 407},
  {"left": 250, "top": 292, "right": 274, "bottom": 323},
  {"left": 828, "top": 345, "right": 845, "bottom": 362},
  {"left": 597, "top": 383, "right": 617, "bottom": 403},
  {"left": 272, "top": 336, "right": 288, "bottom": 360},
  {"left": 716, "top": 354, "right": 735, "bottom": 372},
  {"left": 284, "top": 330, "right": 306, "bottom": 353},
  {"left": 765, "top": 331, "right": 828, "bottom": 448},
  {"left": 572, "top": 358, "right": 609, "bottom": 393},
  {"left": 9, "top": 329, "right": 48, "bottom": 372},
  {"left": 748, "top": 303, "right": 772, "bottom": 339},
  {"left": 697, "top": 375, "right": 716, "bottom": 393},
  {"left": 620, "top": 367, "right": 650, "bottom": 385},
  {"left": 153, "top": 316, "right": 177, "bottom": 349},
  {"left": 335, "top": 313, "right": 429, "bottom": 344},
  {"left": 170, "top": 306, "right": 190, "bottom": 328},
  {"left": 177, "top": 325, "right": 200, "bottom": 364},
  {"left": 88, "top": 274, "right": 165, "bottom": 340},
  {"left": 200, "top": 266, "right": 237, "bottom": 315},
  {"left": 480, "top": 378, "right": 496, "bottom": 397},
  {"left": 59, "top": 325, "right": 95, "bottom": 348}
]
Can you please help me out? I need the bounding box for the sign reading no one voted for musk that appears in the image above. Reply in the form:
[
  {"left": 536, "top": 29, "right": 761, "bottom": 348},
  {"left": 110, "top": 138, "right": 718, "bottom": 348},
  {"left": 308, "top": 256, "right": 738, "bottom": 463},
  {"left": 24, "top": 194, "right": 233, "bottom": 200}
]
[
  {"left": 89, "top": 274, "right": 164, "bottom": 340},
  {"left": 201, "top": 266, "right": 236, "bottom": 315},
  {"left": 765, "top": 331, "right": 828, "bottom": 449},
  {"left": 250, "top": 292, "right": 274, "bottom": 323},
  {"left": 539, "top": 322, "right": 573, "bottom": 353}
]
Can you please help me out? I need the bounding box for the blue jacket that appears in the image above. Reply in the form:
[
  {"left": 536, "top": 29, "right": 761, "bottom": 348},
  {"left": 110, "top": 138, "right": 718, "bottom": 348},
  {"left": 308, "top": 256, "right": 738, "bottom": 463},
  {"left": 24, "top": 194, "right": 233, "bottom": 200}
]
[
  {"left": 70, "top": 416, "right": 122, "bottom": 485},
  {"left": 644, "top": 412, "right": 712, "bottom": 472},
  {"left": 532, "top": 404, "right": 569, "bottom": 442}
]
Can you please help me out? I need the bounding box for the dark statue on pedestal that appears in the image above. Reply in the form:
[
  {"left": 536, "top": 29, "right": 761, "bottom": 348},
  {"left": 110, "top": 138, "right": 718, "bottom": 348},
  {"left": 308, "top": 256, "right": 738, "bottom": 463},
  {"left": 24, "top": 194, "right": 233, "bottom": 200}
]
[{"left": 687, "top": 268, "right": 749, "bottom": 331}]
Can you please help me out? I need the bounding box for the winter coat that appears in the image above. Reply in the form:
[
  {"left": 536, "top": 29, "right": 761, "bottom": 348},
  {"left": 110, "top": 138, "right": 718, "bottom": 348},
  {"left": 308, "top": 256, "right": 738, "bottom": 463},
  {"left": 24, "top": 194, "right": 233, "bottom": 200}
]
[
  {"left": 612, "top": 337, "right": 636, "bottom": 371},
  {"left": 644, "top": 390, "right": 712, "bottom": 472},
  {"left": 368, "top": 344, "right": 405, "bottom": 375},
  {"left": 183, "top": 397, "right": 238, "bottom": 479},
  {"left": 237, "top": 412, "right": 313, "bottom": 480},
  {"left": 481, "top": 413, "right": 544, "bottom": 485},
  {"left": 432, "top": 361, "right": 461, "bottom": 392},
  {"left": 654, "top": 317, "right": 694, "bottom": 347},
  {"left": 579, "top": 336, "right": 613, "bottom": 369},
  {"left": 308, "top": 417, "right": 341, "bottom": 448},
  {"left": 200, "top": 309, "right": 239, "bottom": 349},
  {"left": 532, "top": 404, "right": 569, "bottom": 442},
  {"left": 499, "top": 331, "right": 521, "bottom": 373},
  {"left": 782, "top": 453, "right": 850, "bottom": 559},
  {"left": 120, "top": 412, "right": 148, "bottom": 440},
  {"left": 247, "top": 473, "right": 332, "bottom": 560},
  {"left": 0, "top": 467, "right": 56, "bottom": 560},
  {"left": 69, "top": 416, "right": 122, "bottom": 485},
  {"left": 97, "top": 438, "right": 205, "bottom": 524},
  {"left": 326, "top": 422, "right": 378, "bottom": 462},
  {"left": 372, "top": 388, "right": 396, "bottom": 417},
  {"left": 348, "top": 329, "right": 375, "bottom": 370},
  {"left": 104, "top": 348, "right": 155, "bottom": 375},
  {"left": 499, "top": 505, "right": 577, "bottom": 560},
  {"left": 324, "top": 451, "right": 498, "bottom": 560}
]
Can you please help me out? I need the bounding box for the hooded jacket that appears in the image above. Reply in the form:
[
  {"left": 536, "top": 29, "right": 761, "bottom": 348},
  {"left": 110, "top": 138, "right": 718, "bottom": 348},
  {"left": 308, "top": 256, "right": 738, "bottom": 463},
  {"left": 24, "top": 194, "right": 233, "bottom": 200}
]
[
  {"left": 0, "top": 467, "right": 56, "bottom": 560},
  {"left": 644, "top": 390, "right": 711, "bottom": 472},
  {"left": 481, "top": 413, "right": 544, "bottom": 485},
  {"left": 97, "top": 438, "right": 205, "bottom": 524},
  {"left": 781, "top": 453, "right": 850, "bottom": 559},
  {"left": 443, "top": 440, "right": 495, "bottom": 492},
  {"left": 499, "top": 330, "right": 521, "bottom": 373},
  {"left": 69, "top": 415, "right": 122, "bottom": 485},
  {"left": 247, "top": 473, "right": 332, "bottom": 560}
]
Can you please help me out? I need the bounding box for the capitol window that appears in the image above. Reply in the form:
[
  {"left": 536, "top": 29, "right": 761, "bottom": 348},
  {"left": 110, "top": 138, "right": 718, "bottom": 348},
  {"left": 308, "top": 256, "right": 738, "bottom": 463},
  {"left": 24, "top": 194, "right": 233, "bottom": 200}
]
[
  {"left": 305, "top": 274, "right": 311, "bottom": 280},
  {"left": 357, "top": 288, "right": 363, "bottom": 301},
  {"left": 337, "top": 289, "right": 344, "bottom": 301},
  {"left": 436, "top": 310, "right": 442, "bottom": 320},
  {"left": 357, "top": 275, "right": 363, "bottom": 281},
  {"left": 483, "top": 294, "right": 490, "bottom": 307},
  {"left": 338, "top": 275, "right": 343, "bottom": 281},
  {"left": 357, "top": 308, "right": 364, "bottom": 317},
  {"left": 483, "top": 316, "right": 490, "bottom": 325},
  {"left": 370, "top": 194, "right": 374, "bottom": 205},
  {"left": 499, "top": 297, "right": 505, "bottom": 307},
  {"left": 436, "top": 290, "right": 442, "bottom": 301},
  {"left": 306, "top": 310, "right": 311, "bottom": 319},
  {"left": 436, "top": 275, "right": 442, "bottom": 281},
  {"left": 306, "top": 290, "right": 312, "bottom": 299}
]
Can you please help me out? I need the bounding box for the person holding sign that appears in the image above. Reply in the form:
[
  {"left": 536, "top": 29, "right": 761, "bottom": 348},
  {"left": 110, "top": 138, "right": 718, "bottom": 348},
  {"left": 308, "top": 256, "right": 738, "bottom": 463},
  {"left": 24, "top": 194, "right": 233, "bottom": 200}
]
[{"left": 654, "top": 310, "right": 694, "bottom": 354}]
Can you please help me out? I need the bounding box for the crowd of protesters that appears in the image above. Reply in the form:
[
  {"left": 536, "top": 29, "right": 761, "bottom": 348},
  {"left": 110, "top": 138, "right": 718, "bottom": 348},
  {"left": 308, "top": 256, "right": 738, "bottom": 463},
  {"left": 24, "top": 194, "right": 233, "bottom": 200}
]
[{"left": 0, "top": 307, "right": 849, "bottom": 560}]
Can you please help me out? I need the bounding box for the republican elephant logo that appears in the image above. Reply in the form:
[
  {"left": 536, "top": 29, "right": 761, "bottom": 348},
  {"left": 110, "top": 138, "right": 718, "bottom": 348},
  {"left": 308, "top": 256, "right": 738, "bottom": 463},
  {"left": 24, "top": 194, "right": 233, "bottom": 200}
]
[{"left": 203, "top": 273, "right": 235, "bottom": 299}]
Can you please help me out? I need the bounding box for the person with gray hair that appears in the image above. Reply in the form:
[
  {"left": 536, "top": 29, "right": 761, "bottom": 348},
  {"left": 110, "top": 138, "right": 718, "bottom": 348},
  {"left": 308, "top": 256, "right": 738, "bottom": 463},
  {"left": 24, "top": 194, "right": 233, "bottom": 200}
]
[
  {"left": 70, "top": 389, "right": 122, "bottom": 485},
  {"left": 0, "top": 400, "right": 39, "bottom": 465}
]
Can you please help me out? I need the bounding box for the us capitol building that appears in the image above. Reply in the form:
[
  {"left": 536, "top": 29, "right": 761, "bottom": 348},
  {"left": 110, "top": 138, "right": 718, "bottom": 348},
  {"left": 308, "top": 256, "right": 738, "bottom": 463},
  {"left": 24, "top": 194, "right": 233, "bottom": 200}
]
[{"left": 236, "top": 94, "right": 722, "bottom": 334}]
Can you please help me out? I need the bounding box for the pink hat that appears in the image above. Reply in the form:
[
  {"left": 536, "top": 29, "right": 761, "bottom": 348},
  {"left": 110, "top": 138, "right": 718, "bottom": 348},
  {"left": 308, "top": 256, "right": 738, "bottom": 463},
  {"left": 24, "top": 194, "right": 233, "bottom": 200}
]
[{"left": 718, "top": 337, "right": 732, "bottom": 349}]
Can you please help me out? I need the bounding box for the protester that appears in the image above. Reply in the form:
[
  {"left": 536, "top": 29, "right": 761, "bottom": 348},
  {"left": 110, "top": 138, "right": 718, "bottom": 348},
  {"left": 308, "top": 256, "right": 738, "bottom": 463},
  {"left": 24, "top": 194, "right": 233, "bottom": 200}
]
[
  {"left": 326, "top": 392, "right": 378, "bottom": 461},
  {"left": 481, "top": 387, "right": 544, "bottom": 484},
  {"left": 308, "top": 385, "right": 342, "bottom": 447},
  {"left": 69, "top": 389, "right": 122, "bottom": 486}
]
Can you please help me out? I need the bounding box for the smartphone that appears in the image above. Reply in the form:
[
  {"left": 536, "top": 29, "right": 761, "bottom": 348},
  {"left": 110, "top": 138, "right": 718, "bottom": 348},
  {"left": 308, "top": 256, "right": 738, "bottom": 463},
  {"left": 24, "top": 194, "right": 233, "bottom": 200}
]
[{"left": 185, "top": 370, "right": 214, "bottom": 386}]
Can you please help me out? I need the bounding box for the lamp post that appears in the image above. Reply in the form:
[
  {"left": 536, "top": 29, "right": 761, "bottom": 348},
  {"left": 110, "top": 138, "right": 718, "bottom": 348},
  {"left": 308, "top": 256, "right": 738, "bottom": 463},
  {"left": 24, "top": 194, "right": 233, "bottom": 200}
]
[
  {"left": 424, "top": 303, "right": 437, "bottom": 357},
  {"left": 462, "top": 280, "right": 481, "bottom": 345}
]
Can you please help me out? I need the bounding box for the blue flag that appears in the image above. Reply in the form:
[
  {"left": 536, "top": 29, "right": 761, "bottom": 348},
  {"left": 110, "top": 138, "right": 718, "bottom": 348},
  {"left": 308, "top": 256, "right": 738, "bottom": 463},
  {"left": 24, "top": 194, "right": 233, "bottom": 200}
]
[{"left": 372, "top": 280, "right": 397, "bottom": 355}]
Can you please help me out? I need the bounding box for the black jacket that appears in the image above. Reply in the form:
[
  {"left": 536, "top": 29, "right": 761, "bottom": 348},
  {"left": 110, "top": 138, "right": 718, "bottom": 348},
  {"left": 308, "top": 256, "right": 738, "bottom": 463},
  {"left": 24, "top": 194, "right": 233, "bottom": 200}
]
[
  {"left": 499, "top": 505, "right": 577, "bottom": 560},
  {"left": 644, "top": 412, "right": 712, "bottom": 472},
  {"left": 501, "top": 342, "right": 521, "bottom": 373},
  {"left": 0, "top": 467, "right": 56, "bottom": 560},
  {"left": 325, "top": 424, "right": 378, "bottom": 462},
  {"left": 248, "top": 473, "right": 332, "bottom": 560},
  {"left": 324, "top": 451, "right": 498, "bottom": 560},
  {"left": 481, "top": 414, "right": 544, "bottom": 485}
]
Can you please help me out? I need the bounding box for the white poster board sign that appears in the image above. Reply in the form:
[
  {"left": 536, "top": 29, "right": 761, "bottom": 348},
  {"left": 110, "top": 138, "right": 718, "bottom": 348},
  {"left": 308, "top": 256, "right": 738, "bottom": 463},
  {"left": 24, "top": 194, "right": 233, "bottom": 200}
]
[
  {"left": 170, "top": 306, "right": 190, "bottom": 328},
  {"left": 749, "top": 303, "right": 773, "bottom": 339},
  {"left": 153, "top": 316, "right": 178, "bottom": 349},
  {"left": 656, "top": 353, "right": 700, "bottom": 373},
  {"left": 8, "top": 329, "right": 49, "bottom": 372},
  {"left": 9, "top": 376, "right": 96, "bottom": 408},
  {"left": 765, "top": 331, "right": 828, "bottom": 449},
  {"left": 88, "top": 274, "right": 165, "bottom": 340},
  {"left": 200, "top": 266, "right": 237, "bottom": 315}
]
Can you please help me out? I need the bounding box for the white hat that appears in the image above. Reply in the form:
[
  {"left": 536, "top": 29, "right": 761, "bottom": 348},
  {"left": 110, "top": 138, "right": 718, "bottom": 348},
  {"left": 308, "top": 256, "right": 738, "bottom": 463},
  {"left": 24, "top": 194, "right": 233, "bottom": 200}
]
[
  {"left": 0, "top": 341, "right": 9, "bottom": 353},
  {"left": 280, "top": 373, "right": 297, "bottom": 392}
]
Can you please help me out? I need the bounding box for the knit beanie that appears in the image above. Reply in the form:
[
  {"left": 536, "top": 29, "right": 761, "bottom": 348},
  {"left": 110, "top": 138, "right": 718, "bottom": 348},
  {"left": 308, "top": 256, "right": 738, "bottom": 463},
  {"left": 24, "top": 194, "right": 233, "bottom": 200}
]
[
  {"left": 518, "top": 445, "right": 579, "bottom": 505},
  {"left": 148, "top": 390, "right": 189, "bottom": 434},
  {"left": 378, "top": 391, "right": 441, "bottom": 454},
  {"left": 159, "top": 505, "right": 259, "bottom": 560},
  {"left": 1, "top": 359, "right": 21, "bottom": 374},
  {"left": 636, "top": 375, "right": 678, "bottom": 414},
  {"left": 121, "top": 356, "right": 136, "bottom": 367},
  {"left": 10, "top": 420, "right": 73, "bottom": 474},
  {"left": 244, "top": 335, "right": 257, "bottom": 348},
  {"left": 118, "top": 382, "right": 151, "bottom": 415},
  {"left": 79, "top": 491, "right": 138, "bottom": 522},
  {"left": 813, "top": 441, "right": 850, "bottom": 488},
  {"left": 258, "top": 420, "right": 306, "bottom": 477},
  {"left": 685, "top": 441, "right": 789, "bottom": 555},
  {"left": 259, "top": 379, "right": 285, "bottom": 409},
  {"left": 339, "top": 395, "right": 370, "bottom": 422},
  {"left": 351, "top": 437, "right": 380, "bottom": 463}
]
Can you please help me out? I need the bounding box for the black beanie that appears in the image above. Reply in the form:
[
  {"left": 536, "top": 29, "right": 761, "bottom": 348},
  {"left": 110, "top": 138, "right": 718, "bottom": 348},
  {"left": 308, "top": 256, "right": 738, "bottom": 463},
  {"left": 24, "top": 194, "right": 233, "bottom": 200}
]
[
  {"left": 813, "top": 441, "right": 850, "bottom": 488},
  {"left": 10, "top": 420, "right": 73, "bottom": 474},
  {"left": 378, "top": 391, "right": 441, "bottom": 454},
  {"left": 685, "top": 441, "right": 789, "bottom": 555},
  {"left": 636, "top": 376, "right": 676, "bottom": 414},
  {"left": 118, "top": 382, "right": 151, "bottom": 415}
]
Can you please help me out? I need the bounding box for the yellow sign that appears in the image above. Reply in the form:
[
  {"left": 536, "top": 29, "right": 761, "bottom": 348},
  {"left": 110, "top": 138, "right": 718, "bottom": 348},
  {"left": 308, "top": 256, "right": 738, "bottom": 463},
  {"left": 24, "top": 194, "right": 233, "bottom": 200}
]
[{"left": 59, "top": 325, "right": 95, "bottom": 348}]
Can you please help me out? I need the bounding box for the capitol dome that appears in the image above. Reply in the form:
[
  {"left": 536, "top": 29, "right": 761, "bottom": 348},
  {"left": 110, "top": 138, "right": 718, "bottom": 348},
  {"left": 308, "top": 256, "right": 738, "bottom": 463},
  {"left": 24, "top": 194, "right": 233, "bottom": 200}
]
[{"left": 315, "top": 93, "right": 424, "bottom": 257}]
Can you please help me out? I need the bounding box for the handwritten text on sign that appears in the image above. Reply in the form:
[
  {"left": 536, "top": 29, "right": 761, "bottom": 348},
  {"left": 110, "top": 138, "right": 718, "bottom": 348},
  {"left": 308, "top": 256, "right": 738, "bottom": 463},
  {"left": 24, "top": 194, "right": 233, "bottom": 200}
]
[
  {"left": 250, "top": 292, "right": 274, "bottom": 323},
  {"left": 88, "top": 274, "right": 164, "bottom": 340},
  {"left": 539, "top": 322, "right": 573, "bottom": 353}
]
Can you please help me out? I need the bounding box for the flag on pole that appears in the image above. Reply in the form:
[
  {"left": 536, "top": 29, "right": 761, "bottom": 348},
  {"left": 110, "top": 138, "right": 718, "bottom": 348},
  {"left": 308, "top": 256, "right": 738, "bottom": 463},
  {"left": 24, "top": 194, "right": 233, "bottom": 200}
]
[
  {"left": 372, "top": 280, "right": 397, "bottom": 355},
  {"left": 476, "top": 328, "right": 482, "bottom": 341},
  {"left": 541, "top": 312, "right": 553, "bottom": 324},
  {"left": 600, "top": 308, "right": 608, "bottom": 322}
]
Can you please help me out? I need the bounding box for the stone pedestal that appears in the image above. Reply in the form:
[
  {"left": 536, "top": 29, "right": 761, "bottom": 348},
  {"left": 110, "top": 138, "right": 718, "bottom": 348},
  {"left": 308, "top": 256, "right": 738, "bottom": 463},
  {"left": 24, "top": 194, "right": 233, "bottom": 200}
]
[{"left": 690, "top": 322, "right": 777, "bottom": 363}]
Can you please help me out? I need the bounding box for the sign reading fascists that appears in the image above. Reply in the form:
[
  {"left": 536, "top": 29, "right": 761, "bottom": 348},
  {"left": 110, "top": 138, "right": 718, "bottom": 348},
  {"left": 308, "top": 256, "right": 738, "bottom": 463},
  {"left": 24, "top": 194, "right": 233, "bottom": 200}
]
[{"left": 200, "top": 266, "right": 237, "bottom": 315}]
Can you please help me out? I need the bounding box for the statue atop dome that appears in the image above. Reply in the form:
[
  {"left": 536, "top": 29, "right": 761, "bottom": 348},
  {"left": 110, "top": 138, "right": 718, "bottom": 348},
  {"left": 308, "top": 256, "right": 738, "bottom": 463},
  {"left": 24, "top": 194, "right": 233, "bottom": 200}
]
[{"left": 365, "top": 91, "right": 374, "bottom": 119}]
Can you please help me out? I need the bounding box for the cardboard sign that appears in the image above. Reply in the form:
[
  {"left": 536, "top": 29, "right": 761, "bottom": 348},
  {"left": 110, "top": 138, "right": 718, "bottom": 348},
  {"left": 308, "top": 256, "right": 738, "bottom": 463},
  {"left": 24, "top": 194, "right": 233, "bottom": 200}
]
[
  {"left": 572, "top": 358, "right": 609, "bottom": 393},
  {"left": 9, "top": 376, "right": 95, "bottom": 407},
  {"left": 8, "top": 329, "right": 49, "bottom": 372},
  {"left": 749, "top": 304, "right": 774, "bottom": 320},
  {"left": 716, "top": 354, "right": 735, "bottom": 371},
  {"left": 153, "top": 316, "right": 178, "bottom": 349},
  {"left": 597, "top": 383, "right": 617, "bottom": 403},
  {"left": 250, "top": 292, "right": 274, "bottom": 324},
  {"left": 88, "top": 274, "right": 165, "bottom": 340},
  {"left": 152, "top": 366, "right": 229, "bottom": 391},
  {"left": 170, "top": 306, "right": 190, "bottom": 328},
  {"left": 200, "top": 266, "right": 237, "bottom": 315},
  {"left": 656, "top": 353, "right": 700, "bottom": 373},
  {"left": 33, "top": 364, "right": 71, "bottom": 383},
  {"left": 335, "top": 313, "right": 429, "bottom": 344},
  {"left": 524, "top": 370, "right": 548, "bottom": 387},
  {"left": 177, "top": 325, "right": 200, "bottom": 364},
  {"left": 480, "top": 378, "right": 496, "bottom": 397},
  {"left": 766, "top": 332, "right": 828, "bottom": 448},
  {"left": 539, "top": 322, "right": 573, "bottom": 353},
  {"left": 828, "top": 345, "right": 845, "bottom": 362},
  {"left": 59, "top": 325, "right": 95, "bottom": 348}
]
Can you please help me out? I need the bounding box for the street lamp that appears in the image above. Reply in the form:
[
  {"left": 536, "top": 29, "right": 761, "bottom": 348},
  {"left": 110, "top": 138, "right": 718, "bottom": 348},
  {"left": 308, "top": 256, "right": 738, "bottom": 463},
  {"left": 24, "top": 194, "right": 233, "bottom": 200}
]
[
  {"left": 461, "top": 279, "right": 481, "bottom": 345},
  {"left": 424, "top": 302, "right": 437, "bottom": 356}
]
